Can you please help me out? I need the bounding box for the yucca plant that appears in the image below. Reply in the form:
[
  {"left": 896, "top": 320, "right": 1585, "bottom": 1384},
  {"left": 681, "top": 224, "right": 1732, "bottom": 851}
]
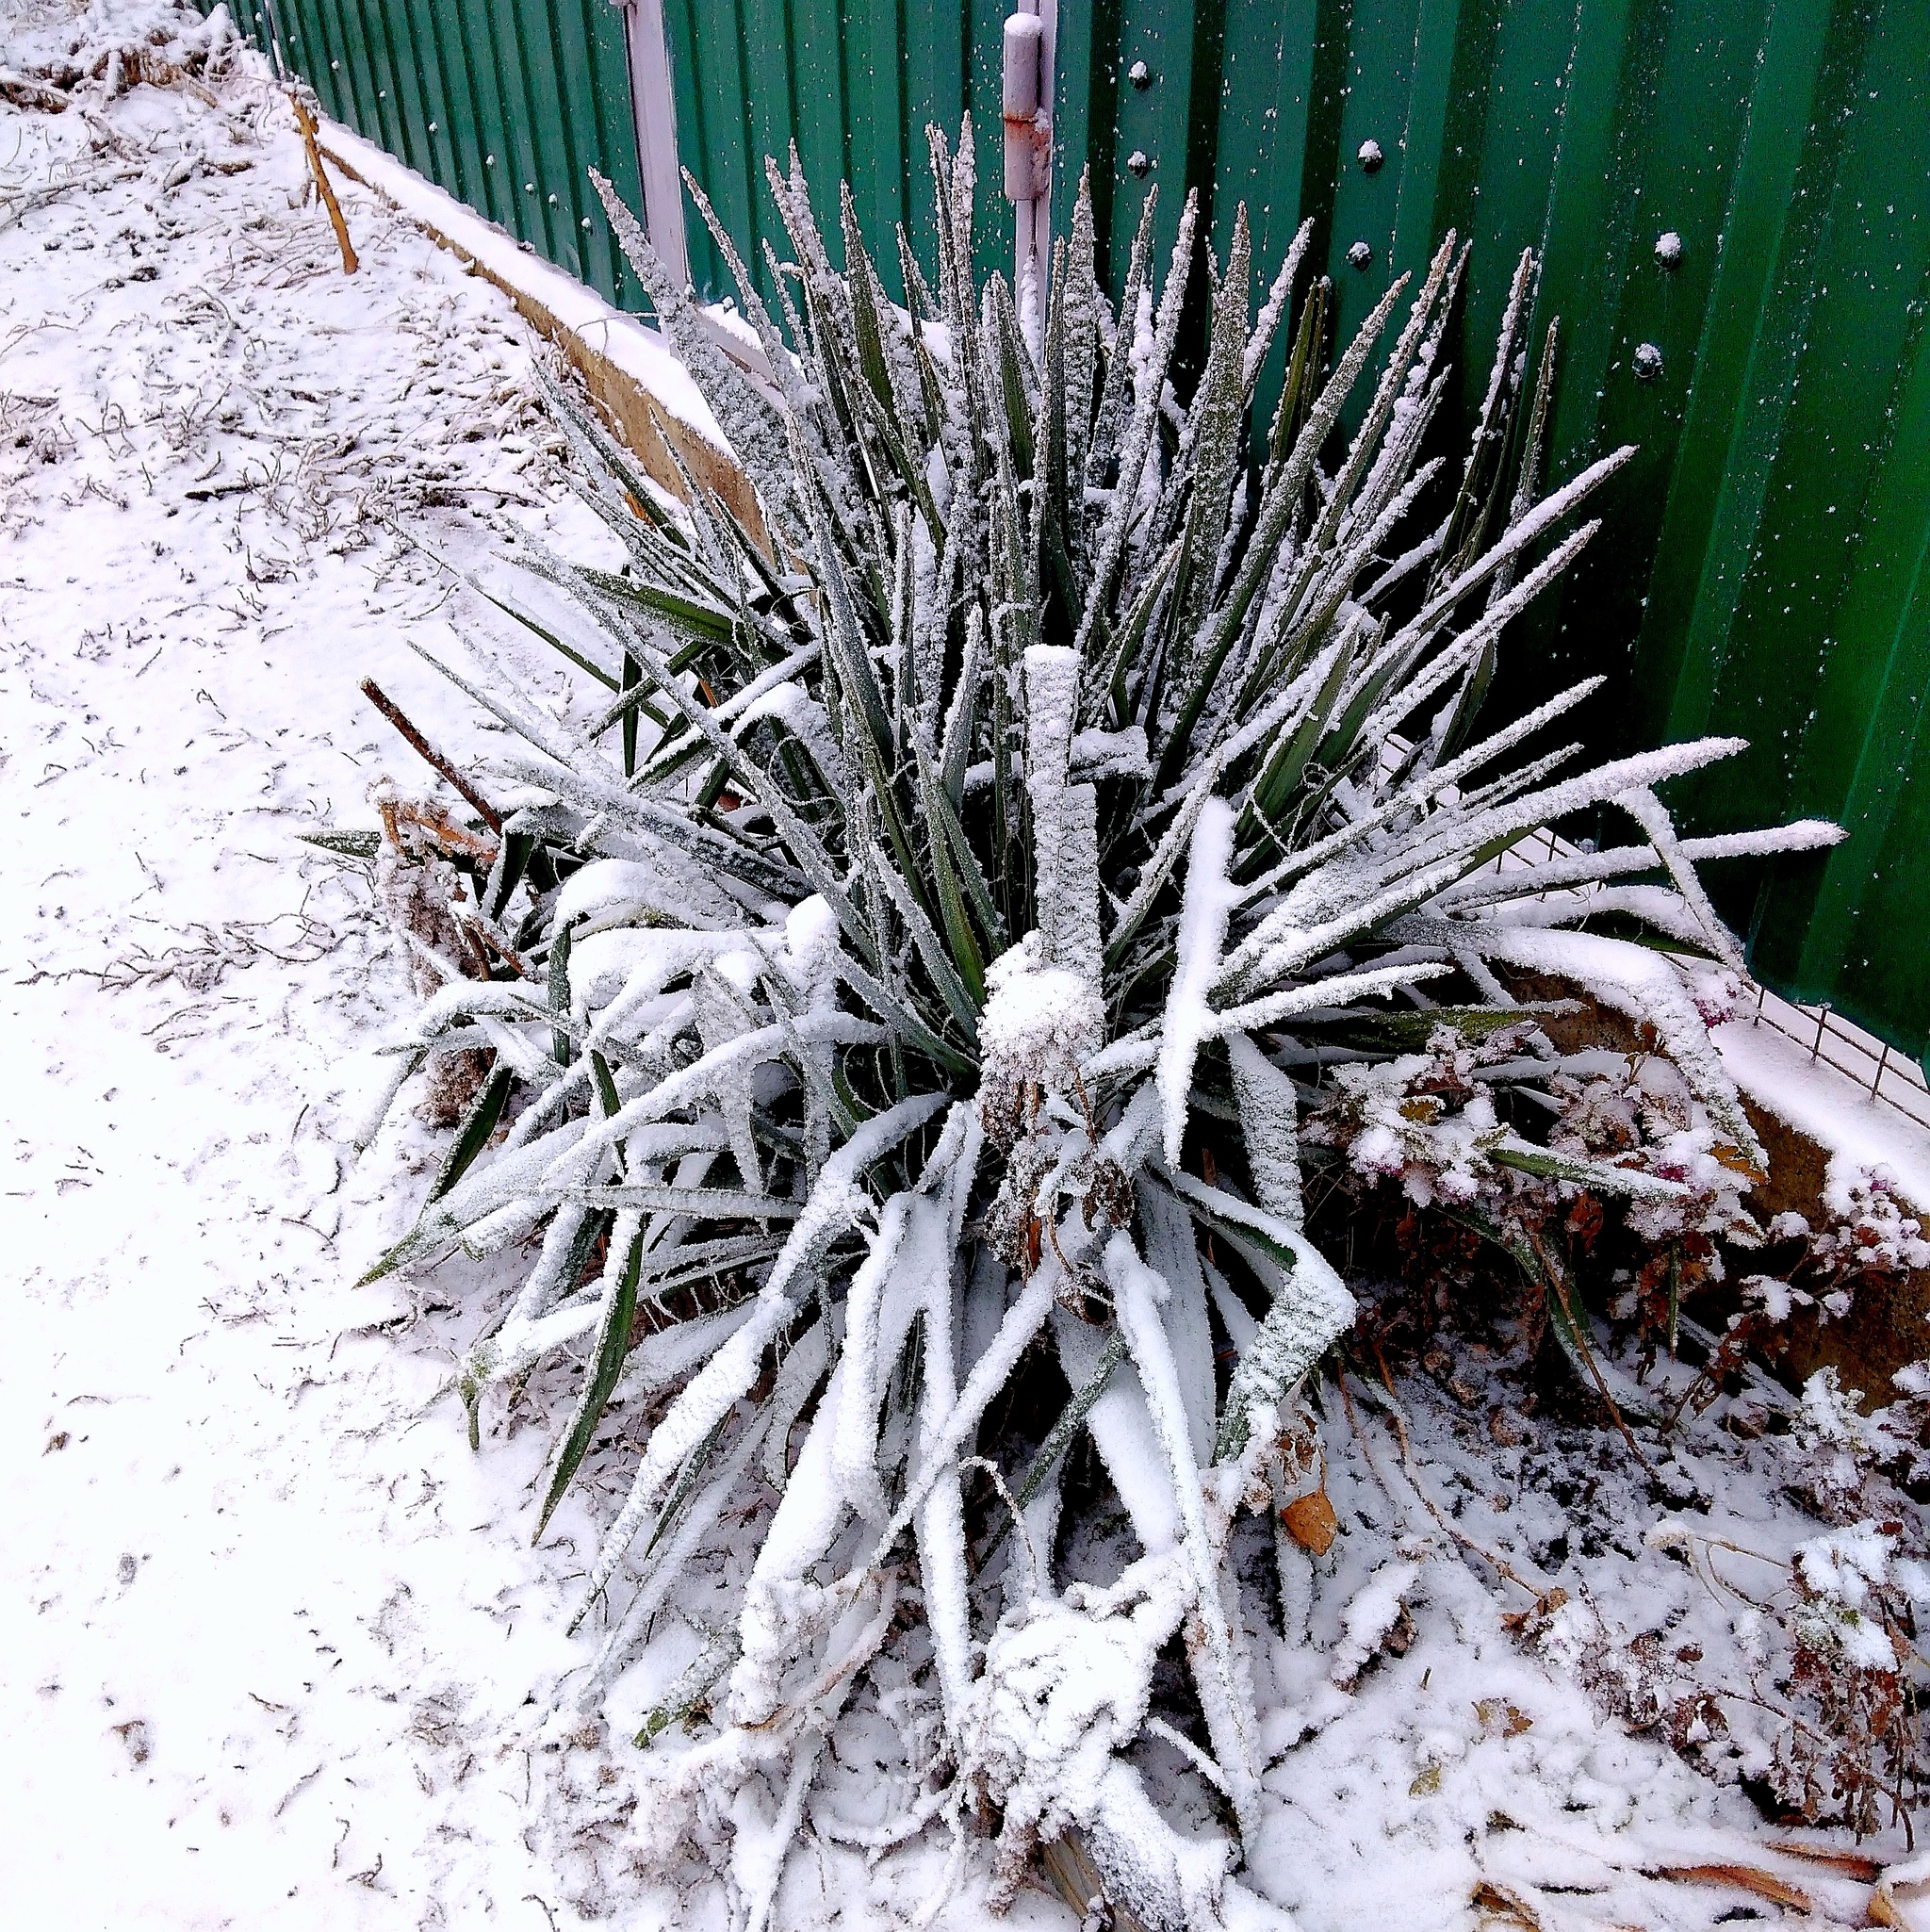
[{"left": 352, "top": 122, "right": 1839, "bottom": 1931}]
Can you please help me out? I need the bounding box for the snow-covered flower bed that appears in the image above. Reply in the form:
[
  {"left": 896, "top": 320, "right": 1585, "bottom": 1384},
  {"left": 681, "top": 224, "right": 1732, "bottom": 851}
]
[
  {"left": 1, "top": 0, "right": 236, "bottom": 106},
  {"left": 326, "top": 80, "right": 1930, "bottom": 1928}
]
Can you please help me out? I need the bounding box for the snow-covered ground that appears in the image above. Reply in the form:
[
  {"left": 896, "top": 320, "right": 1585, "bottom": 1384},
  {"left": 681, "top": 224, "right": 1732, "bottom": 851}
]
[
  {"left": 0, "top": 19, "right": 668, "bottom": 1926},
  {"left": 3, "top": 10, "right": 1923, "bottom": 1930}
]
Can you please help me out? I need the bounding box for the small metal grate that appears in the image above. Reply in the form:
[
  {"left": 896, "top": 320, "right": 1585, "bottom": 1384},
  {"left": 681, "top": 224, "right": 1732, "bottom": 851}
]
[
  {"left": 1747, "top": 986, "right": 1930, "bottom": 1136},
  {"left": 1476, "top": 818, "right": 1930, "bottom": 1135}
]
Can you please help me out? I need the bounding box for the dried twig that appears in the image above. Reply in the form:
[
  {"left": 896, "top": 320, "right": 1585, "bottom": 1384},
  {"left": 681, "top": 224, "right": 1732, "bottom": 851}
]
[
  {"left": 1339, "top": 1360, "right": 1545, "bottom": 1598},
  {"left": 74, "top": 915, "right": 335, "bottom": 993},
  {"left": 360, "top": 678, "right": 502, "bottom": 832},
  {"left": 0, "top": 69, "right": 72, "bottom": 113}
]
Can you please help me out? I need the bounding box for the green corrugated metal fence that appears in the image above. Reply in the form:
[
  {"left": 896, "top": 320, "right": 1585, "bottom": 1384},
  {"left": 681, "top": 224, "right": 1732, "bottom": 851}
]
[
  {"left": 215, "top": 0, "right": 272, "bottom": 46},
  {"left": 203, "top": 0, "right": 1930, "bottom": 1072},
  {"left": 1040, "top": 0, "right": 1930, "bottom": 1072},
  {"left": 660, "top": 0, "right": 1015, "bottom": 306},
  {"left": 205, "top": 0, "right": 650, "bottom": 311}
]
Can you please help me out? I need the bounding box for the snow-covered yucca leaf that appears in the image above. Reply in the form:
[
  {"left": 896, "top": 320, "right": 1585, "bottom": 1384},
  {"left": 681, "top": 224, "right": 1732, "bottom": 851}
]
[{"left": 358, "top": 121, "right": 1842, "bottom": 1930}]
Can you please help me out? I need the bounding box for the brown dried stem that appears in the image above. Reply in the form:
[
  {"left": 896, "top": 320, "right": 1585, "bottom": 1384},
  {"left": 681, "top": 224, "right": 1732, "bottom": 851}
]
[{"left": 360, "top": 678, "right": 503, "bottom": 833}]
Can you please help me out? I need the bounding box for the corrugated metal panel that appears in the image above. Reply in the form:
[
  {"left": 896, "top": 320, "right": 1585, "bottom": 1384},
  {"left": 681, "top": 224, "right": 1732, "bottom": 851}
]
[
  {"left": 652, "top": 0, "right": 1930, "bottom": 1072},
  {"left": 214, "top": 0, "right": 273, "bottom": 45},
  {"left": 202, "top": 0, "right": 651, "bottom": 311},
  {"left": 197, "top": 0, "right": 1930, "bottom": 1070},
  {"left": 660, "top": 0, "right": 1017, "bottom": 306},
  {"left": 1044, "top": 0, "right": 1930, "bottom": 1072}
]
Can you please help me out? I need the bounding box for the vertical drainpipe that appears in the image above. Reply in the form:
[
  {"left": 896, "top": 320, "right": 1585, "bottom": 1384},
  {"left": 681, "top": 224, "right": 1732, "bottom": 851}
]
[
  {"left": 611, "top": 0, "right": 691, "bottom": 292},
  {"left": 1004, "top": 1, "right": 1055, "bottom": 352}
]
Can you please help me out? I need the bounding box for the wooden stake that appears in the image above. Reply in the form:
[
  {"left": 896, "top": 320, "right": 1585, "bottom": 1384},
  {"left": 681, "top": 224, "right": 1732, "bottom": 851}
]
[{"left": 288, "top": 92, "right": 357, "bottom": 274}]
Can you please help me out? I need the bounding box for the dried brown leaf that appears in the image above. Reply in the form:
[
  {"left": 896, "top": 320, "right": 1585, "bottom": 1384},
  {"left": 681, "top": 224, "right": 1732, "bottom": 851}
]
[
  {"left": 1764, "top": 1840, "right": 1883, "bottom": 1881},
  {"left": 1644, "top": 1863, "right": 1812, "bottom": 1911},
  {"left": 1470, "top": 1879, "right": 1542, "bottom": 1929},
  {"left": 1282, "top": 1488, "right": 1337, "bottom": 1556}
]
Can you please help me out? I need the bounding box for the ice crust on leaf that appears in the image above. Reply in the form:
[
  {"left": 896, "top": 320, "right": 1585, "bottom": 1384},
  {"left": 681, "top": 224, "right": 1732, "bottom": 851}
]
[
  {"left": 1331, "top": 1560, "right": 1423, "bottom": 1687},
  {"left": 957, "top": 1552, "right": 1283, "bottom": 1931},
  {"left": 1211, "top": 1221, "right": 1355, "bottom": 1468},
  {"left": 1227, "top": 1034, "right": 1303, "bottom": 1224},
  {"left": 1158, "top": 795, "right": 1240, "bottom": 1164}
]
